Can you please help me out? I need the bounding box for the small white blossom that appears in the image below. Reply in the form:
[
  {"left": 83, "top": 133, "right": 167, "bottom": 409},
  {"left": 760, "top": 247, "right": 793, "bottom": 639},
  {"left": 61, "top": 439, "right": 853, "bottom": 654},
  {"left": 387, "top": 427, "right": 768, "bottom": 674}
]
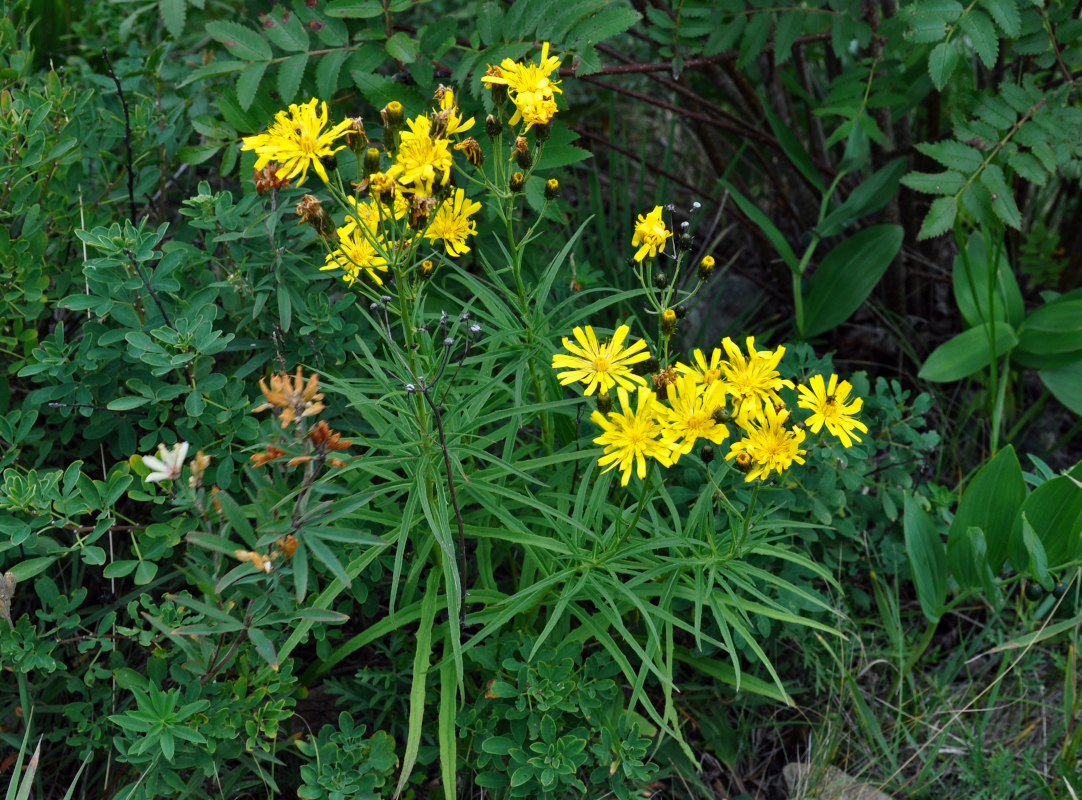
[{"left": 142, "top": 442, "right": 189, "bottom": 483}]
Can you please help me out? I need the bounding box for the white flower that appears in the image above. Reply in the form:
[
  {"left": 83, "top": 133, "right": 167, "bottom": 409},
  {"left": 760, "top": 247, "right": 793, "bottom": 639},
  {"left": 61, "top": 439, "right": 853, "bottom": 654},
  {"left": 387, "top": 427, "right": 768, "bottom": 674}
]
[{"left": 142, "top": 442, "right": 189, "bottom": 483}]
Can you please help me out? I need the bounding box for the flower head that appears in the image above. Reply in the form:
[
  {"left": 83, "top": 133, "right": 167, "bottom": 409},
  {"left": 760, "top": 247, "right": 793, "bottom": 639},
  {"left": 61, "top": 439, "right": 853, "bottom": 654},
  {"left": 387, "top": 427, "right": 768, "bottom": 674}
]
[
  {"left": 797, "top": 373, "right": 868, "bottom": 448},
  {"left": 241, "top": 98, "right": 352, "bottom": 186},
  {"left": 481, "top": 42, "right": 563, "bottom": 131},
  {"left": 660, "top": 375, "right": 729, "bottom": 462},
  {"left": 387, "top": 115, "right": 454, "bottom": 197},
  {"left": 725, "top": 403, "right": 806, "bottom": 482},
  {"left": 424, "top": 188, "right": 482, "bottom": 257},
  {"left": 552, "top": 324, "right": 650, "bottom": 396},
  {"left": 142, "top": 442, "right": 190, "bottom": 483},
  {"left": 591, "top": 387, "right": 673, "bottom": 486},
  {"left": 432, "top": 86, "right": 475, "bottom": 138},
  {"left": 720, "top": 336, "right": 794, "bottom": 425},
  {"left": 631, "top": 206, "right": 672, "bottom": 262},
  {"left": 676, "top": 347, "right": 726, "bottom": 389},
  {"left": 321, "top": 199, "right": 389, "bottom": 287},
  {"left": 253, "top": 367, "right": 325, "bottom": 428}
]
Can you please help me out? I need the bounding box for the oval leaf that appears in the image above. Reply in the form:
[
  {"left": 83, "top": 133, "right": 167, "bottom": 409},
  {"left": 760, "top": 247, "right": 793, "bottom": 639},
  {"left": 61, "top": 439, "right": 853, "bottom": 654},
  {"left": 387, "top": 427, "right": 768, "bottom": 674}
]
[{"left": 918, "top": 322, "right": 1018, "bottom": 382}]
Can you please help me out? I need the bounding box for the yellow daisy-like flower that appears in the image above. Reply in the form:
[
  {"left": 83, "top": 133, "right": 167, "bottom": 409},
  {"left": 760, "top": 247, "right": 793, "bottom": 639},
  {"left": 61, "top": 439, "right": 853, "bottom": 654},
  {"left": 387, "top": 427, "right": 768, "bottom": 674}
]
[
  {"left": 551, "top": 324, "right": 650, "bottom": 396},
  {"left": 660, "top": 375, "right": 729, "bottom": 463},
  {"left": 434, "top": 87, "right": 475, "bottom": 138},
  {"left": 481, "top": 41, "right": 563, "bottom": 131},
  {"left": 725, "top": 402, "right": 806, "bottom": 482},
  {"left": 241, "top": 98, "right": 352, "bottom": 186},
  {"left": 424, "top": 188, "right": 482, "bottom": 257},
  {"left": 631, "top": 205, "right": 672, "bottom": 262},
  {"left": 386, "top": 115, "right": 454, "bottom": 197},
  {"left": 321, "top": 201, "right": 388, "bottom": 287},
  {"left": 676, "top": 347, "right": 726, "bottom": 388},
  {"left": 797, "top": 373, "right": 868, "bottom": 448},
  {"left": 591, "top": 386, "right": 673, "bottom": 486},
  {"left": 720, "top": 336, "right": 794, "bottom": 426}
]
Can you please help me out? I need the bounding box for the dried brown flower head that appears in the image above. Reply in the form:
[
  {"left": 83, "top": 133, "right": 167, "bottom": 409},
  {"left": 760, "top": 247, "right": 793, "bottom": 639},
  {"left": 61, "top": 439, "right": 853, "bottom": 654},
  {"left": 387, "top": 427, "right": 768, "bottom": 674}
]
[{"left": 253, "top": 367, "right": 325, "bottom": 428}]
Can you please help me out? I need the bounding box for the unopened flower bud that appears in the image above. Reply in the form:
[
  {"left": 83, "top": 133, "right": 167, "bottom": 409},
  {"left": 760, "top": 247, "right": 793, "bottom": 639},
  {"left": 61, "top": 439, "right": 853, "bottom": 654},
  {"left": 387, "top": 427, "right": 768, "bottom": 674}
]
[
  {"left": 535, "top": 122, "right": 552, "bottom": 143},
  {"left": 420, "top": 259, "right": 435, "bottom": 279},
  {"left": 698, "top": 255, "right": 716, "bottom": 282},
  {"left": 544, "top": 179, "right": 560, "bottom": 200},
  {"left": 382, "top": 101, "right": 404, "bottom": 130},
  {"left": 485, "top": 114, "right": 502, "bottom": 139},
  {"left": 363, "top": 147, "right": 382, "bottom": 177},
  {"left": 675, "top": 305, "right": 687, "bottom": 319},
  {"left": 642, "top": 356, "right": 659, "bottom": 375},
  {"left": 596, "top": 391, "right": 612, "bottom": 415},
  {"left": 676, "top": 232, "right": 694, "bottom": 251},
  {"left": 733, "top": 451, "right": 753, "bottom": 473},
  {"left": 661, "top": 308, "right": 677, "bottom": 336},
  {"left": 509, "top": 171, "right": 525, "bottom": 192},
  {"left": 320, "top": 154, "right": 338, "bottom": 174},
  {"left": 653, "top": 271, "right": 669, "bottom": 290},
  {"left": 346, "top": 117, "right": 368, "bottom": 155},
  {"left": 700, "top": 444, "right": 715, "bottom": 464}
]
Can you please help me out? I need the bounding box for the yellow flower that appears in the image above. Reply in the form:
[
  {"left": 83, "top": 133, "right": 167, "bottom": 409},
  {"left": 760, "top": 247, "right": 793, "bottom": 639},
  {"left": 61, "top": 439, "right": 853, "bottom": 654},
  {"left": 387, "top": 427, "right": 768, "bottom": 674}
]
[
  {"left": 720, "top": 336, "right": 794, "bottom": 425},
  {"left": 241, "top": 98, "right": 352, "bottom": 186},
  {"left": 552, "top": 324, "right": 650, "bottom": 396},
  {"left": 434, "top": 87, "right": 475, "bottom": 138},
  {"left": 676, "top": 347, "right": 726, "bottom": 388},
  {"left": 725, "top": 403, "right": 806, "bottom": 482},
  {"left": 660, "top": 375, "right": 729, "bottom": 462},
  {"left": 424, "top": 188, "right": 482, "bottom": 257},
  {"left": 591, "top": 387, "right": 673, "bottom": 486},
  {"left": 797, "top": 373, "right": 868, "bottom": 448},
  {"left": 481, "top": 41, "right": 563, "bottom": 131},
  {"left": 386, "top": 115, "right": 454, "bottom": 197},
  {"left": 631, "top": 206, "right": 671, "bottom": 262},
  {"left": 321, "top": 200, "right": 389, "bottom": 287}
]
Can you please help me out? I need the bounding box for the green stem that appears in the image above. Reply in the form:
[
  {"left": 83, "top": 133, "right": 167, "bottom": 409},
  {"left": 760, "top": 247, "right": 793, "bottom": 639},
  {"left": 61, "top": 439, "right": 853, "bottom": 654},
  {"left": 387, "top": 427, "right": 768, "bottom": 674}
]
[{"left": 614, "top": 462, "right": 656, "bottom": 549}]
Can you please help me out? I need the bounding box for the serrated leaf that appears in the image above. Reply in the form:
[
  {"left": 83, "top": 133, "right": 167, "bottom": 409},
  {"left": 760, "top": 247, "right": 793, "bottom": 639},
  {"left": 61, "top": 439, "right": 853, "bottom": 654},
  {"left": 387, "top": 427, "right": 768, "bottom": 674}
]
[
  {"left": 980, "top": 164, "right": 1021, "bottom": 229},
  {"left": 262, "top": 9, "right": 309, "bottom": 52},
  {"left": 960, "top": 9, "right": 998, "bottom": 68},
  {"left": 999, "top": 82, "right": 1033, "bottom": 114},
  {"left": 928, "top": 40, "right": 961, "bottom": 89},
  {"left": 980, "top": 0, "right": 1020, "bottom": 37},
  {"left": 917, "top": 139, "right": 984, "bottom": 172},
  {"left": 236, "top": 60, "right": 269, "bottom": 111},
  {"left": 917, "top": 195, "right": 958, "bottom": 240},
  {"left": 205, "top": 20, "right": 272, "bottom": 61},
  {"left": 1006, "top": 151, "right": 1047, "bottom": 185},
  {"left": 900, "top": 170, "right": 966, "bottom": 195},
  {"left": 386, "top": 31, "right": 419, "bottom": 64},
  {"left": 738, "top": 13, "right": 771, "bottom": 70},
  {"left": 277, "top": 52, "right": 308, "bottom": 104},
  {"left": 315, "top": 49, "right": 350, "bottom": 100},
  {"left": 567, "top": 6, "right": 640, "bottom": 52},
  {"left": 477, "top": 1, "right": 503, "bottom": 45},
  {"left": 160, "top": 0, "right": 186, "bottom": 38},
  {"left": 325, "top": 0, "right": 384, "bottom": 17},
  {"left": 177, "top": 59, "right": 248, "bottom": 87},
  {"left": 774, "top": 11, "right": 803, "bottom": 66}
]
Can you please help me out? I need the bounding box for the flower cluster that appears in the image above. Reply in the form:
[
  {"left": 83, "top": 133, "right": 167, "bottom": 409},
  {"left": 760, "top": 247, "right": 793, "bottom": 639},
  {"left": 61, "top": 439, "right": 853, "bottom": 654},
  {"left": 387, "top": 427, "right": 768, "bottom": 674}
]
[
  {"left": 240, "top": 98, "right": 353, "bottom": 186},
  {"left": 482, "top": 42, "right": 562, "bottom": 131},
  {"left": 553, "top": 330, "right": 867, "bottom": 486}
]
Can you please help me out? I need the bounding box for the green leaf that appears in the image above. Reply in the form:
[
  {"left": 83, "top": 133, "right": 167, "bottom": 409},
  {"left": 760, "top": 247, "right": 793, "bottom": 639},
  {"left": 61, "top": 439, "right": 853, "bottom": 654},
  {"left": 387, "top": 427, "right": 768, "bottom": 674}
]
[
  {"left": 1008, "top": 477, "right": 1082, "bottom": 570},
  {"left": 980, "top": 0, "right": 1020, "bottom": 37},
  {"left": 205, "top": 20, "right": 272, "bottom": 61},
  {"left": 904, "top": 494, "right": 947, "bottom": 623},
  {"left": 262, "top": 8, "right": 310, "bottom": 52},
  {"left": 900, "top": 170, "right": 966, "bottom": 196},
  {"left": 393, "top": 570, "right": 440, "bottom": 798},
  {"left": 236, "top": 61, "right": 270, "bottom": 111},
  {"left": 315, "top": 49, "right": 350, "bottom": 99},
  {"left": 774, "top": 11, "right": 803, "bottom": 66},
  {"left": 801, "top": 225, "right": 903, "bottom": 338},
  {"left": 917, "top": 195, "right": 958, "bottom": 240},
  {"left": 326, "top": 0, "right": 385, "bottom": 17},
  {"left": 159, "top": 0, "right": 186, "bottom": 38},
  {"left": 916, "top": 139, "right": 984, "bottom": 172},
  {"left": 764, "top": 106, "right": 824, "bottom": 193},
  {"left": 1039, "top": 361, "right": 1082, "bottom": 416},
  {"left": 277, "top": 52, "right": 309, "bottom": 104},
  {"left": 386, "top": 31, "right": 419, "bottom": 63},
  {"left": 947, "top": 445, "right": 1024, "bottom": 575},
  {"left": 1007, "top": 151, "right": 1047, "bottom": 186},
  {"left": 980, "top": 164, "right": 1021, "bottom": 229},
  {"left": 928, "top": 41, "right": 961, "bottom": 89},
  {"left": 476, "top": 1, "right": 504, "bottom": 45},
  {"left": 1018, "top": 299, "right": 1082, "bottom": 355},
  {"left": 960, "top": 9, "right": 998, "bottom": 68},
  {"left": 952, "top": 231, "right": 1023, "bottom": 329},
  {"left": 1020, "top": 515, "right": 1052, "bottom": 590},
  {"left": 247, "top": 626, "right": 279, "bottom": 670},
  {"left": 719, "top": 179, "right": 797, "bottom": 272},
  {"left": 918, "top": 321, "right": 1018, "bottom": 382},
  {"left": 818, "top": 158, "right": 906, "bottom": 237},
  {"left": 108, "top": 396, "right": 150, "bottom": 411}
]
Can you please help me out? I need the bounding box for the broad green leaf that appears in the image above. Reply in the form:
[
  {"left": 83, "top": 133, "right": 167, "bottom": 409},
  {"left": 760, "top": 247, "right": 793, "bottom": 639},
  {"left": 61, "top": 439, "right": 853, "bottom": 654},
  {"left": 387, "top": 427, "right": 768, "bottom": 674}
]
[
  {"left": 205, "top": 20, "right": 272, "bottom": 61},
  {"left": 1017, "top": 299, "right": 1082, "bottom": 355},
  {"left": 952, "top": 231, "right": 1023, "bottom": 329},
  {"left": 1039, "top": 361, "right": 1082, "bottom": 416},
  {"left": 719, "top": 179, "right": 797, "bottom": 272},
  {"left": 801, "top": 225, "right": 902, "bottom": 337},
  {"left": 947, "top": 444, "right": 1024, "bottom": 574},
  {"left": 1008, "top": 477, "right": 1082, "bottom": 571},
  {"left": 917, "top": 195, "right": 957, "bottom": 240},
  {"left": 904, "top": 494, "right": 947, "bottom": 623},
  {"left": 918, "top": 321, "right": 1018, "bottom": 382}
]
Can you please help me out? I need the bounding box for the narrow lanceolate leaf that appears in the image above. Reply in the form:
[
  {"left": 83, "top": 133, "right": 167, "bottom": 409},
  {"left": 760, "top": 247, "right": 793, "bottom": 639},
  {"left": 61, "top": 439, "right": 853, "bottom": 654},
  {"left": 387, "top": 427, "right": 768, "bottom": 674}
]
[
  {"left": 205, "top": 20, "right": 272, "bottom": 61},
  {"left": 917, "top": 195, "right": 957, "bottom": 240},
  {"left": 904, "top": 494, "right": 947, "bottom": 623}
]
